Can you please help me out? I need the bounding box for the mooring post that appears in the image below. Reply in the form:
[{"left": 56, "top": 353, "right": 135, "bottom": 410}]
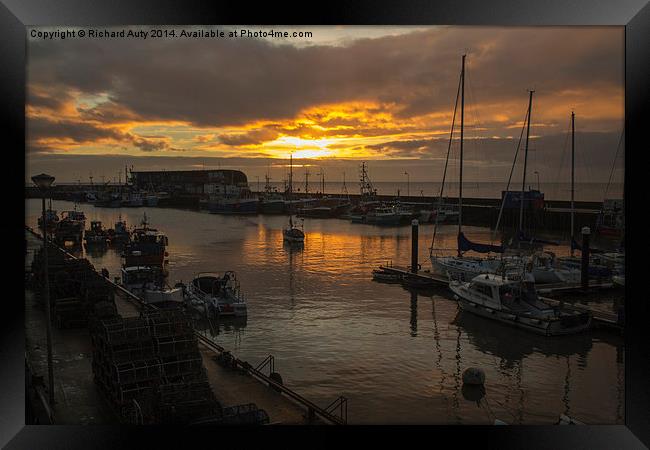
[
  {"left": 411, "top": 219, "right": 419, "bottom": 274},
  {"left": 581, "top": 226, "right": 590, "bottom": 291}
]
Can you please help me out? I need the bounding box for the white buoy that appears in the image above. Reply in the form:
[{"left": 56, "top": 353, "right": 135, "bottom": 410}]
[{"left": 462, "top": 367, "right": 486, "bottom": 385}]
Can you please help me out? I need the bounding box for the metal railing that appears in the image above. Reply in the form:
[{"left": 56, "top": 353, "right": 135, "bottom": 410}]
[{"left": 26, "top": 226, "right": 348, "bottom": 425}]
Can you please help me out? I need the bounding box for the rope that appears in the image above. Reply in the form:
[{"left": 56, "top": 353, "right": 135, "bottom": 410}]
[
  {"left": 429, "top": 68, "right": 462, "bottom": 257},
  {"left": 492, "top": 104, "right": 529, "bottom": 242},
  {"left": 604, "top": 130, "right": 624, "bottom": 200}
]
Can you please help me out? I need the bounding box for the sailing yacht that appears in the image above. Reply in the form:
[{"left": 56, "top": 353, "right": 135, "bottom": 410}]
[{"left": 429, "top": 55, "right": 507, "bottom": 280}]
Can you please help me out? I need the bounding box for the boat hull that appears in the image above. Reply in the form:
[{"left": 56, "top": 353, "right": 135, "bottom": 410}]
[
  {"left": 208, "top": 199, "right": 259, "bottom": 214},
  {"left": 259, "top": 200, "right": 286, "bottom": 214},
  {"left": 456, "top": 297, "right": 591, "bottom": 336}
]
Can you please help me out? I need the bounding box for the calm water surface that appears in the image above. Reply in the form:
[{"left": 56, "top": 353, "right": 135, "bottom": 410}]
[{"left": 26, "top": 199, "right": 624, "bottom": 425}]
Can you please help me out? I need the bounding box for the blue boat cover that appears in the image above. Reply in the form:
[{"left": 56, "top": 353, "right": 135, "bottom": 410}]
[
  {"left": 458, "top": 232, "right": 504, "bottom": 254},
  {"left": 517, "top": 231, "right": 559, "bottom": 246}
]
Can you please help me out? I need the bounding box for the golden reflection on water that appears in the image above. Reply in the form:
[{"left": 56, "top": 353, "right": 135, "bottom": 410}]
[{"left": 26, "top": 199, "right": 624, "bottom": 425}]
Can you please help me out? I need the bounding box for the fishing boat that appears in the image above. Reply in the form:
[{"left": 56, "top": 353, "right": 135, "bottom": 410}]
[
  {"left": 123, "top": 213, "right": 168, "bottom": 267},
  {"left": 120, "top": 266, "right": 183, "bottom": 305},
  {"left": 450, "top": 273, "right": 592, "bottom": 335},
  {"left": 94, "top": 190, "right": 122, "bottom": 208},
  {"left": 107, "top": 215, "right": 130, "bottom": 245},
  {"left": 121, "top": 191, "right": 144, "bottom": 207},
  {"left": 60, "top": 207, "right": 86, "bottom": 227},
  {"left": 596, "top": 198, "right": 624, "bottom": 238},
  {"left": 259, "top": 193, "right": 286, "bottom": 214},
  {"left": 84, "top": 220, "right": 109, "bottom": 247},
  {"left": 283, "top": 216, "right": 305, "bottom": 243},
  {"left": 208, "top": 193, "right": 259, "bottom": 214},
  {"left": 365, "top": 205, "right": 402, "bottom": 226},
  {"left": 259, "top": 174, "right": 287, "bottom": 214},
  {"left": 419, "top": 205, "right": 459, "bottom": 224},
  {"left": 185, "top": 272, "right": 248, "bottom": 317},
  {"left": 37, "top": 200, "right": 59, "bottom": 230}
]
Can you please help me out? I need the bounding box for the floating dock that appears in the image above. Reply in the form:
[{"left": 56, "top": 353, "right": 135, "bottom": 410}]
[{"left": 375, "top": 263, "right": 623, "bottom": 332}]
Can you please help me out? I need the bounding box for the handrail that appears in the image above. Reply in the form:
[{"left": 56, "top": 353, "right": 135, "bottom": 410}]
[
  {"left": 27, "top": 226, "right": 345, "bottom": 425},
  {"left": 196, "top": 333, "right": 346, "bottom": 425}
]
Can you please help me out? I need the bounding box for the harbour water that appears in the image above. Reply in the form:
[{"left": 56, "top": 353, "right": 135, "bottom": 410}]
[{"left": 25, "top": 199, "right": 624, "bottom": 425}]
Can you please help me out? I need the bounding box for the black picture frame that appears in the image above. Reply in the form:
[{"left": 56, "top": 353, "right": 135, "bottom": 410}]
[{"left": 3, "top": 0, "right": 647, "bottom": 448}]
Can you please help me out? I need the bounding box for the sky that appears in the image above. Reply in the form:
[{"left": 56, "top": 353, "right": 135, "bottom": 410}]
[{"left": 26, "top": 25, "right": 624, "bottom": 187}]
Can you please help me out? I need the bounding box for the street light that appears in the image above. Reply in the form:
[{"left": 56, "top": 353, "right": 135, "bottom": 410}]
[
  {"left": 404, "top": 171, "right": 410, "bottom": 198},
  {"left": 534, "top": 171, "right": 540, "bottom": 191},
  {"left": 31, "top": 173, "right": 56, "bottom": 407}
]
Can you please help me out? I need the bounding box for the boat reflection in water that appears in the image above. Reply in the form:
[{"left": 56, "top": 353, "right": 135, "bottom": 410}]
[
  {"left": 452, "top": 310, "right": 593, "bottom": 364},
  {"left": 192, "top": 315, "right": 247, "bottom": 338}
]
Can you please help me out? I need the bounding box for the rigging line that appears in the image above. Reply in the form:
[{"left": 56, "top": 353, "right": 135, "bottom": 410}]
[
  {"left": 555, "top": 116, "right": 572, "bottom": 202},
  {"left": 604, "top": 129, "right": 624, "bottom": 200},
  {"left": 491, "top": 105, "right": 530, "bottom": 241},
  {"left": 429, "top": 68, "right": 463, "bottom": 257}
]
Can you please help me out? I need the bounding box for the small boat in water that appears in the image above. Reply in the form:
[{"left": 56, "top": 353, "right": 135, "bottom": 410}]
[
  {"left": 283, "top": 216, "right": 305, "bottom": 243},
  {"left": 120, "top": 266, "right": 183, "bottom": 305},
  {"left": 449, "top": 273, "right": 592, "bottom": 336},
  {"left": 185, "top": 272, "right": 248, "bottom": 317},
  {"left": 371, "top": 269, "right": 402, "bottom": 283},
  {"left": 84, "top": 220, "right": 109, "bottom": 247},
  {"left": 107, "top": 215, "right": 130, "bottom": 245}
]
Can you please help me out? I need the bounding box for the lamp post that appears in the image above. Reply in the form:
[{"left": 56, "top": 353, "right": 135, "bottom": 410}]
[
  {"left": 404, "top": 171, "right": 410, "bottom": 198},
  {"left": 31, "top": 173, "right": 56, "bottom": 407},
  {"left": 534, "top": 171, "right": 540, "bottom": 191}
]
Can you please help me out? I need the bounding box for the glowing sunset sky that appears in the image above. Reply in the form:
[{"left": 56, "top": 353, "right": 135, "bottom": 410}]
[{"left": 26, "top": 26, "right": 624, "bottom": 184}]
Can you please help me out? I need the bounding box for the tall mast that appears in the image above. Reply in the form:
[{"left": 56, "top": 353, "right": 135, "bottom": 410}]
[
  {"left": 519, "top": 90, "right": 534, "bottom": 234},
  {"left": 289, "top": 153, "right": 293, "bottom": 198},
  {"left": 457, "top": 54, "right": 466, "bottom": 256},
  {"left": 570, "top": 111, "right": 575, "bottom": 257}
]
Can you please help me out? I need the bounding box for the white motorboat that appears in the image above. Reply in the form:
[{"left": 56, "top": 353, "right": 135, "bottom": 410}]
[
  {"left": 431, "top": 255, "right": 504, "bottom": 281},
  {"left": 120, "top": 266, "right": 183, "bottom": 305},
  {"left": 186, "top": 272, "right": 248, "bottom": 317},
  {"left": 450, "top": 273, "right": 592, "bottom": 336}
]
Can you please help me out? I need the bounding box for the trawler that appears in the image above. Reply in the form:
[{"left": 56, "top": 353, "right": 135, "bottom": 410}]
[
  {"left": 123, "top": 213, "right": 168, "bottom": 267},
  {"left": 84, "top": 220, "right": 109, "bottom": 247},
  {"left": 107, "top": 215, "right": 130, "bottom": 245}
]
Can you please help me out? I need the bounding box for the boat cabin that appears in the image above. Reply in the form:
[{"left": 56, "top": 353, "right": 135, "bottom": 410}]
[
  {"left": 121, "top": 266, "right": 162, "bottom": 286},
  {"left": 61, "top": 210, "right": 86, "bottom": 222},
  {"left": 465, "top": 273, "right": 541, "bottom": 311},
  {"left": 192, "top": 272, "right": 238, "bottom": 296}
]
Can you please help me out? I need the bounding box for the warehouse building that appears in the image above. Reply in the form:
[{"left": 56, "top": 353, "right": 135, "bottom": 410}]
[{"left": 131, "top": 169, "right": 249, "bottom": 195}]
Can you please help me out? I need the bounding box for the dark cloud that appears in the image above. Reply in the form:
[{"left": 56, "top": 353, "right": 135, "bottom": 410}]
[
  {"left": 27, "top": 27, "right": 623, "bottom": 129},
  {"left": 217, "top": 128, "right": 279, "bottom": 146},
  {"left": 27, "top": 116, "right": 171, "bottom": 152},
  {"left": 27, "top": 116, "right": 124, "bottom": 143}
]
